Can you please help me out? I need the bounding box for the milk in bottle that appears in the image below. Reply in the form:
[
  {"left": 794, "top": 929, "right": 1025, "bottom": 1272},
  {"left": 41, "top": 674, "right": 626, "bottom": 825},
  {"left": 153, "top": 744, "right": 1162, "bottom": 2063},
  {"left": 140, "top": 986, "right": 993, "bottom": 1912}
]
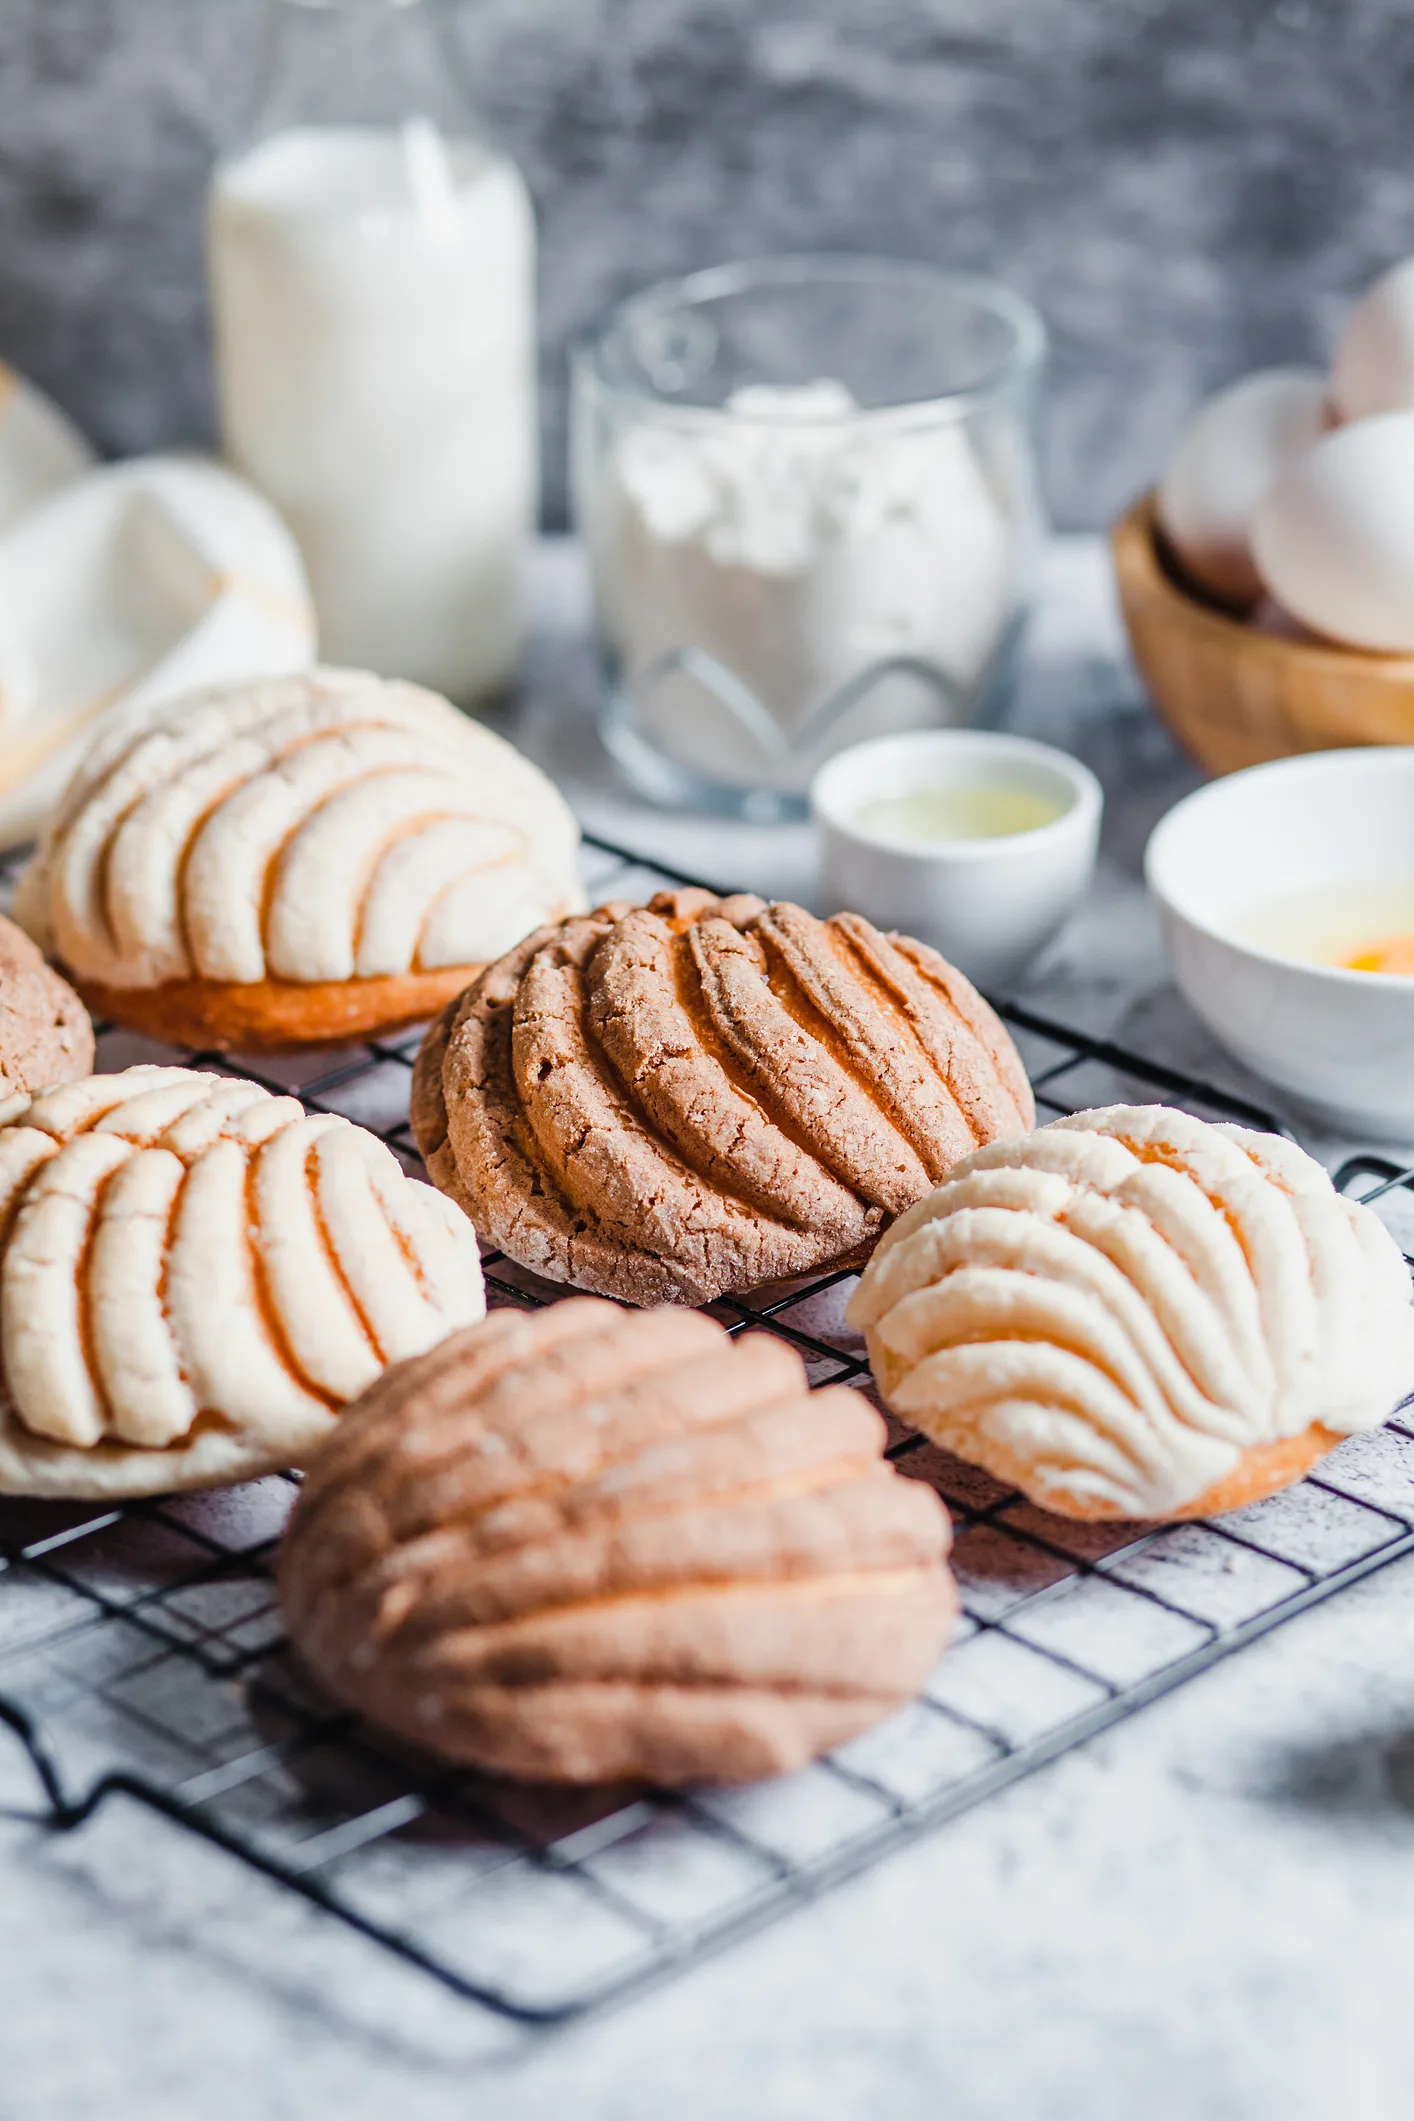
[{"left": 208, "top": 0, "right": 535, "bottom": 705}]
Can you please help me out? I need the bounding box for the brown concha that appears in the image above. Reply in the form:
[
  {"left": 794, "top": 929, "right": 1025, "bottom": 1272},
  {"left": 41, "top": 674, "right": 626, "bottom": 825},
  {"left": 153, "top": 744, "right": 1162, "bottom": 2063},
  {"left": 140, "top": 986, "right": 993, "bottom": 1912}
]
[
  {"left": 0, "top": 913, "right": 92, "bottom": 1108},
  {"left": 411, "top": 888, "right": 1034, "bottom": 1306},
  {"left": 278, "top": 1298, "right": 958, "bottom": 1786}
]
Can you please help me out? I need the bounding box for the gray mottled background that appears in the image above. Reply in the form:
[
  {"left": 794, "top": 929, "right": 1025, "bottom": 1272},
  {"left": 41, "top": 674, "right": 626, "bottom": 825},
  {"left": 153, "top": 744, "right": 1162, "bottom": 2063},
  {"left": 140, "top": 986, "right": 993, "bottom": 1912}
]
[{"left": 1, "top": 0, "right": 1412, "bottom": 527}]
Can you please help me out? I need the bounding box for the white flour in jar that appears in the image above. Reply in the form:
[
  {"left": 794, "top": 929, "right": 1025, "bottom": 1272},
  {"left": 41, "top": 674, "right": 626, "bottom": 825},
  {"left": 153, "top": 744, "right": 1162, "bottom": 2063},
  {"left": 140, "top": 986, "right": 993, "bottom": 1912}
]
[{"left": 588, "top": 380, "right": 1019, "bottom": 793}]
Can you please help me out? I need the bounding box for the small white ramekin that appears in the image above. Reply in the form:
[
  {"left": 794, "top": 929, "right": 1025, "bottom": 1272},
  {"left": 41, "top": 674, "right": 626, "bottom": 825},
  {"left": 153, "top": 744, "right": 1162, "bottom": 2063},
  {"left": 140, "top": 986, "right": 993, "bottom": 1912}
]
[
  {"left": 811, "top": 730, "right": 1103, "bottom": 990},
  {"left": 1146, "top": 748, "right": 1414, "bottom": 1139}
]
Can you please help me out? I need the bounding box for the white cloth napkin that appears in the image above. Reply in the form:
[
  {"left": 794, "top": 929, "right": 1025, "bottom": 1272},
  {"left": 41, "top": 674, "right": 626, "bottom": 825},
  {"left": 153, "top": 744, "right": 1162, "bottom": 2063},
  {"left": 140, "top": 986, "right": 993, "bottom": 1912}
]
[
  {"left": 0, "top": 420, "right": 316, "bottom": 848},
  {"left": 0, "top": 361, "right": 94, "bottom": 535}
]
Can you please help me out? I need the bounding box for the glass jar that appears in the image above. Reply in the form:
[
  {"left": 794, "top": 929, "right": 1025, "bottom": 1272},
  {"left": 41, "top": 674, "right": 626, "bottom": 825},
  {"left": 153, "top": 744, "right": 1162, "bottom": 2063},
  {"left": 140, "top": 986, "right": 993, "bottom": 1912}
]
[
  {"left": 571, "top": 256, "right": 1047, "bottom": 819},
  {"left": 207, "top": 0, "right": 537, "bottom": 707}
]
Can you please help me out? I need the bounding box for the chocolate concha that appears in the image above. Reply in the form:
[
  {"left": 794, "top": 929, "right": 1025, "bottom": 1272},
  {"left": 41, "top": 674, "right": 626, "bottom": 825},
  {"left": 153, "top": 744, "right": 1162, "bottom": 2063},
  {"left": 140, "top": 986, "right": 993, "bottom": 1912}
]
[
  {"left": 278, "top": 1299, "right": 957, "bottom": 1786},
  {"left": 0, "top": 1066, "right": 485, "bottom": 1498},
  {"left": 0, "top": 913, "right": 93, "bottom": 1111},
  {"left": 14, "top": 667, "right": 586, "bottom": 1049},
  {"left": 849, "top": 1104, "right": 1414, "bottom": 1521},
  {"left": 412, "top": 888, "right": 1034, "bottom": 1306}
]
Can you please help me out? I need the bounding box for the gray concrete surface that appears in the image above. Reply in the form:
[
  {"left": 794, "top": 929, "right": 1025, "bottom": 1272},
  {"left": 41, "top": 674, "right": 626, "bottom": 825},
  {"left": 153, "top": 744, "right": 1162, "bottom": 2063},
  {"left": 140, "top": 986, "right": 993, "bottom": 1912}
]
[{"left": 2, "top": 0, "right": 1413, "bottom": 524}]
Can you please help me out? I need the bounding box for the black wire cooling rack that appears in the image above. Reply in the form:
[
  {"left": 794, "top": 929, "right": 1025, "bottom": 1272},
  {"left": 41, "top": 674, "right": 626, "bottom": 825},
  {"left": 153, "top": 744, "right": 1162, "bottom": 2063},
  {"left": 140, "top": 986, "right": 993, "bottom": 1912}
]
[{"left": 2, "top": 829, "right": 1414, "bottom": 2032}]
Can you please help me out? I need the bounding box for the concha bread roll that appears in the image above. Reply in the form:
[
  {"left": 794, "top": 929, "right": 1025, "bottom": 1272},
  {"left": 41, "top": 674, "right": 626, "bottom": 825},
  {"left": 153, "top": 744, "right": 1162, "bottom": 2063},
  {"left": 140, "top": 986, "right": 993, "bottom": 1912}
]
[
  {"left": 14, "top": 667, "right": 587, "bottom": 1050},
  {"left": 411, "top": 888, "right": 1035, "bottom": 1306},
  {"left": 279, "top": 1299, "right": 957, "bottom": 1785},
  {"left": 0, "top": 913, "right": 93, "bottom": 1113},
  {"left": 0, "top": 1066, "right": 485, "bottom": 1498},
  {"left": 848, "top": 1105, "right": 1414, "bottom": 1522}
]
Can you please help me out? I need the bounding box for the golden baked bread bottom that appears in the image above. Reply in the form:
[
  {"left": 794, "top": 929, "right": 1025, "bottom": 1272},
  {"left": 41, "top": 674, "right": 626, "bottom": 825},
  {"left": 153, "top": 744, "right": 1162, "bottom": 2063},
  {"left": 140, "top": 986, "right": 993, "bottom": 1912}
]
[
  {"left": 1171, "top": 1422, "right": 1343, "bottom": 1520},
  {"left": 70, "top": 963, "right": 485, "bottom": 1053},
  {"left": 968, "top": 1419, "right": 1342, "bottom": 1524}
]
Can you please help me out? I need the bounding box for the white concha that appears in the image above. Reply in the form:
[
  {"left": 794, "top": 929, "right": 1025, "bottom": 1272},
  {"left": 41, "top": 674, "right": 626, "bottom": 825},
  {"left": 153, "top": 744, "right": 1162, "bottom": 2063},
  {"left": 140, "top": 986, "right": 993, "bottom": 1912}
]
[
  {"left": 16, "top": 667, "right": 586, "bottom": 991},
  {"left": 848, "top": 1105, "right": 1414, "bottom": 1520},
  {"left": 0, "top": 1066, "right": 486, "bottom": 1498}
]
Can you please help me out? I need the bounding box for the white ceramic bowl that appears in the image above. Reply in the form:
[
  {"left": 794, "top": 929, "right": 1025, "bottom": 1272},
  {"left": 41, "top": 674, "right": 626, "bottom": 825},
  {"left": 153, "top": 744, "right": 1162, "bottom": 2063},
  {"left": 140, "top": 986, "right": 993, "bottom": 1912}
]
[
  {"left": 1146, "top": 747, "right": 1414, "bottom": 1138},
  {"left": 811, "top": 730, "right": 1102, "bottom": 990}
]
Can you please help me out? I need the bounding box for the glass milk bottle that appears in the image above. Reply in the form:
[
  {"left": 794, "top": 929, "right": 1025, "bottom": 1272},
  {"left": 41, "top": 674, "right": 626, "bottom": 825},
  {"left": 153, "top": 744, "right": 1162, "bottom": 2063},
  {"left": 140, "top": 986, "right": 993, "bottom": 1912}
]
[{"left": 207, "top": 0, "right": 536, "bottom": 706}]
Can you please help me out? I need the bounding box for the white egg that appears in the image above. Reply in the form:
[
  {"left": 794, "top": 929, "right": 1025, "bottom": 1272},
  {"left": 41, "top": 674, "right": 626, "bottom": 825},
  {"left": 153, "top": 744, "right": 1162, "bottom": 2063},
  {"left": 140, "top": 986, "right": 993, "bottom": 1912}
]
[
  {"left": 1331, "top": 257, "right": 1414, "bottom": 420},
  {"left": 1156, "top": 367, "right": 1328, "bottom": 610},
  {"left": 1250, "top": 412, "right": 1414, "bottom": 652},
  {"left": 1248, "top": 594, "right": 1318, "bottom": 643}
]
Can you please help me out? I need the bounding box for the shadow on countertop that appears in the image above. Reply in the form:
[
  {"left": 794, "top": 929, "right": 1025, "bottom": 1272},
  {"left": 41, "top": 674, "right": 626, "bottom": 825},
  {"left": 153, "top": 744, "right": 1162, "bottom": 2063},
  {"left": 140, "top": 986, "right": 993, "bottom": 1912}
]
[{"left": 1273, "top": 1723, "right": 1414, "bottom": 1821}]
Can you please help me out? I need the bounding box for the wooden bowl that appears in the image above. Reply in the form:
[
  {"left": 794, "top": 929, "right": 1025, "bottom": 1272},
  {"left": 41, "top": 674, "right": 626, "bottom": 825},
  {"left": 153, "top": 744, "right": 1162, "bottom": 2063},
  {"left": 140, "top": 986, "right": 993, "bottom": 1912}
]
[{"left": 1110, "top": 492, "right": 1414, "bottom": 775}]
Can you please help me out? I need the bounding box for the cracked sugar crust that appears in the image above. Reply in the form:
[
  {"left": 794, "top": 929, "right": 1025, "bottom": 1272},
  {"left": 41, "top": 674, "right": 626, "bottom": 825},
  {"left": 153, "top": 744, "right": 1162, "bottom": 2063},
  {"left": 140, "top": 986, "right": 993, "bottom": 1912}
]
[
  {"left": 849, "top": 1104, "right": 1414, "bottom": 1520},
  {"left": 0, "top": 914, "right": 93, "bottom": 1110},
  {"left": 15, "top": 666, "right": 587, "bottom": 1037},
  {"left": 412, "top": 889, "right": 1035, "bottom": 1306},
  {"left": 0, "top": 1065, "right": 485, "bottom": 1499},
  {"left": 278, "top": 1299, "right": 957, "bottom": 1785}
]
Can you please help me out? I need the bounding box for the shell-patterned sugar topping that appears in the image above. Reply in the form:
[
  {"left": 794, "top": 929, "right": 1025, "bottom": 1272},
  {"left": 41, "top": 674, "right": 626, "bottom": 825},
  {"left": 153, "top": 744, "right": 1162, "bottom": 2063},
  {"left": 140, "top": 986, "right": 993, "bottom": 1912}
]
[
  {"left": 17, "top": 667, "right": 586, "bottom": 991},
  {"left": 0, "top": 1066, "right": 485, "bottom": 1499},
  {"left": 848, "top": 1104, "right": 1414, "bottom": 1521},
  {"left": 413, "top": 887, "right": 1036, "bottom": 1307},
  {"left": 279, "top": 1299, "right": 956, "bottom": 1786}
]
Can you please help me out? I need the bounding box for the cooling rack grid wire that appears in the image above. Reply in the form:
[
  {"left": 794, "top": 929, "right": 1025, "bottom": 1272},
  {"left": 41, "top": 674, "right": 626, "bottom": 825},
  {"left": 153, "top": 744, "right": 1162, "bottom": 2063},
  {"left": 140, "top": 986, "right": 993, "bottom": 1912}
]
[{"left": 1, "top": 830, "right": 1413, "bottom": 2030}]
